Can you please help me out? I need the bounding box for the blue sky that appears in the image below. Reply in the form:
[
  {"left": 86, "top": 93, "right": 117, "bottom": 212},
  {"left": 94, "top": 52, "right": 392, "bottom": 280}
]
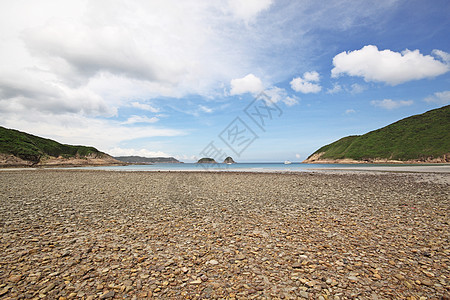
[{"left": 0, "top": 0, "right": 449, "bottom": 162}]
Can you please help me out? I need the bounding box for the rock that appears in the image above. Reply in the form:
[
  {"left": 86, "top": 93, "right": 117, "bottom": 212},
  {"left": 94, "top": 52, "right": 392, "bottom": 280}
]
[
  {"left": 208, "top": 259, "right": 219, "bottom": 265},
  {"left": 0, "top": 287, "right": 9, "bottom": 296},
  {"left": 190, "top": 279, "right": 202, "bottom": 284},
  {"left": 348, "top": 276, "right": 358, "bottom": 282},
  {"left": 99, "top": 290, "right": 115, "bottom": 299},
  {"left": 223, "top": 157, "right": 236, "bottom": 164},
  {"left": 299, "top": 291, "right": 309, "bottom": 298},
  {"left": 235, "top": 254, "right": 245, "bottom": 261},
  {"left": 41, "top": 283, "right": 56, "bottom": 294},
  {"left": 421, "top": 278, "right": 433, "bottom": 286},
  {"left": 394, "top": 274, "right": 405, "bottom": 281},
  {"left": 8, "top": 275, "right": 22, "bottom": 283}
]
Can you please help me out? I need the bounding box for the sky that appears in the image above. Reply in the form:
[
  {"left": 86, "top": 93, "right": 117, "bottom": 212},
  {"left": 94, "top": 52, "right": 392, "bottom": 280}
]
[{"left": 0, "top": 0, "right": 449, "bottom": 162}]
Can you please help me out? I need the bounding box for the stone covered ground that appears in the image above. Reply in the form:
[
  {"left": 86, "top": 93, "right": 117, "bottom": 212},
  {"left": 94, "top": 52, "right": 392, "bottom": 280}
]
[{"left": 0, "top": 170, "right": 449, "bottom": 299}]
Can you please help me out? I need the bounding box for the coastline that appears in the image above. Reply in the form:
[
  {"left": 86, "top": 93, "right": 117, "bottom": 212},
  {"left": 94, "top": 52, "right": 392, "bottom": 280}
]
[
  {"left": 303, "top": 153, "right": 450, "bottom": 164},
  {"left": 0, "top": 170, "right": 448, "bottom": 299}
]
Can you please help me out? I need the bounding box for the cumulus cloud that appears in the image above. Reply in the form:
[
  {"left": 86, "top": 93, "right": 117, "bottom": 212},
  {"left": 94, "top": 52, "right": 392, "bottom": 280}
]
[
  {"left": 332, "top": 45, "right": 449, "bottom": 85},
  {"left": 107, "top": 147, "right": 171, "bottom": 158},
  {"left": 424, "top": 91, "right": 450, "bottom": 105},
  {"left": 370, "top": 99, "right": 413, "bottom": 110},
  {"left": 326, "top": 83, "right": 342, "bottom": 94},
  {"left": 283, "top": 96, "right": 299, "bottom": 107},
  {"left": 303, "top": 71, "right": 320, "bottom": 82},
  {"left": 230, "top": 74, "right": 264, "bottom": 95},
  {"left": 432, "top": 50, "right": 450, "bottom": 64},
  {"left": 290, "top": 71, "right": 322, "bottom": 94},
  {"left": 227, "top": 0, "right": 272, "bottom": 22},
  {"left": 264, "top": 87, "right": 299, "bottom": 106}
]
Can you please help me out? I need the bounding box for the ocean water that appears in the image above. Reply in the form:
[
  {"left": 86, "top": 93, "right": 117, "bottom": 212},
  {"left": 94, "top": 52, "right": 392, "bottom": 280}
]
[{"left": 68, "top": 162, "right": 429, "bottom": 172}]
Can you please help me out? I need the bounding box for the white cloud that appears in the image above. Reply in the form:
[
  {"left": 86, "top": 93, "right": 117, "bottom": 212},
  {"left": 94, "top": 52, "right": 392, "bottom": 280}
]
[
  {"left": 424, "top": 91, "right": 450, "bottom": 105},
  {"left": 230, "top": 74, "right": 263, "bottom": 95},
  {"left": 332, "top": 45, "right": 449, "bottom": 85},
  {"left": 345, "top": 109, "right": 356, "bottom": 114},
  {"left": 370, "top": 99, "right": 413, "bottom": 110},
  {"left": 131, "top": 102, "right": 160, "bottom": 113},
  {"left": 0, "top": 109, "right": 184, "bottom": 152},
  {"left": 433, "top": 49, "right": 450, "bottom": 64},
  {"left": 283, "top": 96, "right": 299, "bottom": 107},
  {"left": 107, "top": 147, "right": 171, "bottom": 158},
  {"left": 198, "top": 105, "right": 213, "bottom": 113},
  {"left": 326, "top": 83, "right": 342, "bottom": 94},
  {"left": 227, "top": 0, "right": 272, "bottom": 22},
  {"left": 350, "top": 83, "right": 366, "bottom": 94},
  {"left": 295, "top": 153, "right": 301, "bottom": 159},
  {"left": 264, "top": 87, "right": 299, "bottom": 106},
  {"left": 0, "top": 75, "right": 115, "bottom": 117},
  {"left": 121, "top": 115, "right": 159, "bottom": 125},
  {"left": 303, "top": 71, "right": 320, "bottom": 82},
  {"left": 290, "top": 71, "right": 322, "bottom": 94}
]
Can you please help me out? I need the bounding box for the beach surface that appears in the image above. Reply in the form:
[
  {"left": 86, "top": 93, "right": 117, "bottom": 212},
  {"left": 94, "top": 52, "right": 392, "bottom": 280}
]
[{"left": 0, "top": 170, "right": 449, "bottom": 299}]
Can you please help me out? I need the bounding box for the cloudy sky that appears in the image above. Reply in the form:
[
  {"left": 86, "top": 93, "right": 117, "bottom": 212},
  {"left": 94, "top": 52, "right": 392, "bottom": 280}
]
[{"left": 0, "top": 0, "right": 449, "bottom": 162}]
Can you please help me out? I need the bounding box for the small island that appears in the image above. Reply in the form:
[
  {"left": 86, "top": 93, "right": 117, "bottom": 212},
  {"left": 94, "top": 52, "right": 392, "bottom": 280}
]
[
  {"left": 223, "top": 156, "right": 236, "bottom": 164},
  {"left": 196, "top": 157, "right": 217, "bottom": 164}
]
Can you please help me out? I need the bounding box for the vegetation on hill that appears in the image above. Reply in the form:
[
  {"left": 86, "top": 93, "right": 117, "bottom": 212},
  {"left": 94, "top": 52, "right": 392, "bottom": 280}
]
[
  {"left": 306, "top": 105, "right": 450, "bottom": 162},
  {"left": 197, "top": 157, "right": 217, "bottom": 163},
  {"left": 0, "top": 126, "right": 103, "bottom": 163}
]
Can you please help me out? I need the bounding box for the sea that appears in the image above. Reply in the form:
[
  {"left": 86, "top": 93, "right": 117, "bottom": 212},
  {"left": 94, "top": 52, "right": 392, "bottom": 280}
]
[{"left": 68, "top": 162, "right": 446, "bottom": 172}]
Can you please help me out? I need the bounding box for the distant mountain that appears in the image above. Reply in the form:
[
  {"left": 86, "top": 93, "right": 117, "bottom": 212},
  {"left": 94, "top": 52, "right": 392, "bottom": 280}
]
[
  {"left": 0, "top": 126, "right": 123, "bottom": 167},
  {"left": 197, "top": 157, "right": 217, "bottom": 163},
  {"left": 114, "top": 156, "right": 180, "bottom": 164},
  {"left": 304, "top": 105, "right": 450, "bottom": 163}
]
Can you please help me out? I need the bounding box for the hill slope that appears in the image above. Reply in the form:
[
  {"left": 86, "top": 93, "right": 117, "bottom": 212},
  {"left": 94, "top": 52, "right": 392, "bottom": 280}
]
[
  {"left": 304, "top": 105, "right": 450, "bottom": 163},
  {"left": 0, "top": 126, "right": 122, "bottom": 167}
]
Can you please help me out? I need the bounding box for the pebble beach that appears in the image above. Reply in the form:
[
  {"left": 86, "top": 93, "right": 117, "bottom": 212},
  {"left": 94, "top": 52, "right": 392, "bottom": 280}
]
[{"left": 0, "top": 170, "right": 449, "bottom": 299}]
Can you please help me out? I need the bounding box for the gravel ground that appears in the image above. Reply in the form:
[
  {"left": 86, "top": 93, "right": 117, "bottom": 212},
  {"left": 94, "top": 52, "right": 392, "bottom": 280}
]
[{"left": 0, "top": 170, "right": 449, "bottom": 299}]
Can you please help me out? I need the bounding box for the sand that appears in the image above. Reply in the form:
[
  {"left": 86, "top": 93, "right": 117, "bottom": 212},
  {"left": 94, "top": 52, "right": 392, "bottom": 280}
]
[{"left": 0, "top": 170, "right": 449, "bottom": 299}]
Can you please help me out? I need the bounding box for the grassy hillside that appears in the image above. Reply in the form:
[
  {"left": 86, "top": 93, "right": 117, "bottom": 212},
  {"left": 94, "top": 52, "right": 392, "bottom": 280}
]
[
  {"left": 307, "top": 105, "right": 450, "bottom": 162},
  {"left": 0, "top": 126, "right": 103, "bottom": 163}
]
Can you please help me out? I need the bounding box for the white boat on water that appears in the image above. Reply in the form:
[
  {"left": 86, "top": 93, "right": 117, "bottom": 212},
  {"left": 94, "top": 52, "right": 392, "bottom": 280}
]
[{"left": 284, "top": 160, "right": 292, "bottom": 165}]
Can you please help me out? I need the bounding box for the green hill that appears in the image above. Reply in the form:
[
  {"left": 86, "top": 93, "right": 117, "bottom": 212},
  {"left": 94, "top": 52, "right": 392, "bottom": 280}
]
[
  {"left": 0, "top": 126, "right": 118, "bottom": 166},
  {"left": 305, "top": 105, "right": 450, "bottom": 163}
]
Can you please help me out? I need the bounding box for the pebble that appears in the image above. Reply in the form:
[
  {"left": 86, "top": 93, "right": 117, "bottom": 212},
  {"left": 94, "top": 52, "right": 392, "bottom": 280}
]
[
  {"left": 0, "top": 171, "right": 448, "bottom": 299},
  {"left": 99, "top": 290, "right": 115, "bottom": 299}
]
